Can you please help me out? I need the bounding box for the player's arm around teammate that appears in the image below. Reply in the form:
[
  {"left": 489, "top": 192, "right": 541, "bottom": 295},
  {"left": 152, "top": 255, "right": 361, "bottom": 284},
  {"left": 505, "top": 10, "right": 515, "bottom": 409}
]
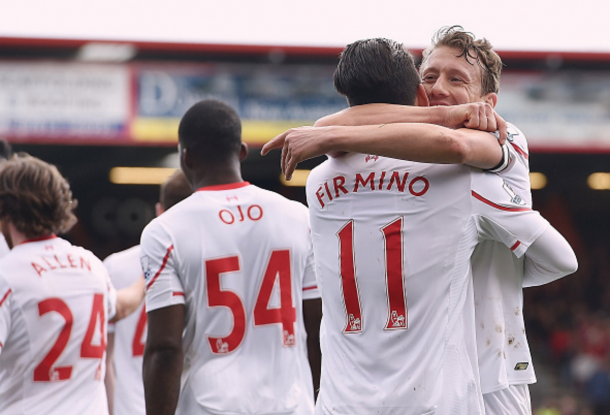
[
  {"left": 261, "top": 85, "right": 509, "bottom": 180},
  {"left": 314, "top": 101, "right": 506, "bottom": 132},
  {"left": 264, "top": 121, "right": 508, "bottom": 180}
]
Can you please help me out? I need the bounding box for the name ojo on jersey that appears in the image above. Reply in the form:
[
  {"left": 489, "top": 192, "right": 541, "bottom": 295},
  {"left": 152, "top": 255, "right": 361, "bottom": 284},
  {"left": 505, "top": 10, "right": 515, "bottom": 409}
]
[
  {"left": 219, "top": 204, "right": 263, "bottom": 224},
  {"left": 314, "top": 170, "right": 430, "bottom": 208}
]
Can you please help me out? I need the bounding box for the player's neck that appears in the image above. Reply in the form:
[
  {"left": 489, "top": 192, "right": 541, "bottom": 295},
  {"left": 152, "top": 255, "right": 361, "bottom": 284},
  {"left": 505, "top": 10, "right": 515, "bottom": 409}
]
[
  {"left": 192, "top": 167, "right": 244, "bottom": 189},
  {"left": 3, "top": 221, "right": 28, "bottom": 248}
]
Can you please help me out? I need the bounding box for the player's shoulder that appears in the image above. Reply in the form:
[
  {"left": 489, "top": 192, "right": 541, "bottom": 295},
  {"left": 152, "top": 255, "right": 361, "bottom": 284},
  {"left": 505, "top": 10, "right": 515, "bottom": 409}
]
[
  {"left": 471, "top": 172, "right": 529, "bottom": 211},
  {"left": 140, "top": 214, "right": 169, "bottom": 244},
  {"left": 251, "top": 185, "right": 309, "bottom": 216},
  {"left": 103, "top": 245, "right": 141, "bottom": 268},
  {"left": 506, "top": 122, "right": 529, "bottom": 154},
  {"left": 306, "top": 158, "right": 332, "bottom": 185},
  {"left": 66, "top": 241, "right": 106, "bottom": 269},
  {"left": 0, "top": 258, "right": 12, "bottom": 292},
  {"left": 0, "top": 234, "right": 10, "bottom": 259},
  {"left": 506, "top": 122, "right": 526, "bottom": 137},
  {"left": 140, "top": 201, "right": 191, "bottom": 250},
  {"left": 141, "top": 194, "right": 192, "bottom": 234},
  {"left": 0, "top": 243, "right": 29, "bottom": 286}
]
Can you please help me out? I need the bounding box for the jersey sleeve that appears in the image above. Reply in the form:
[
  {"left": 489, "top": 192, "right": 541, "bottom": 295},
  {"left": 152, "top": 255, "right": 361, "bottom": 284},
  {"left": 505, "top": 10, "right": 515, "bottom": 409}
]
[
  {"left": 140, "top": 221, "right": 185, "bottom": 313},
  {"left": 0, "top": 277, "right": 12, "bottom": 355},
  {"left": 302, "top": 232, "right": 320, "bottom": 300},
  {"left": 102, "top": 255, "right": 117, "bottom": 324},
  {"left": 472, "top": 172, "right": 549, "bottom": 258},
  {"left": 505, "top": 123, "right": 530, "bottom": 169},
  {"left": 522, "top": 226, "right": 578, "bottom": 287},
  {"left": 495, "top": 123, "right": 532, "bottom": 206},
  {"left": 484, "top": 140, "right": 511, "bottom": 174},
  {"left": 105, "top": 270, "right": 118, "bottom": 321}
]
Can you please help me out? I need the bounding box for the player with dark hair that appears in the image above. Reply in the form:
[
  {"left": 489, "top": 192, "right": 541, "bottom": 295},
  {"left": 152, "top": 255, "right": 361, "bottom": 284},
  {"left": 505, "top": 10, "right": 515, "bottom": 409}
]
[
  {"left": 264, "top": 38, "right": 576, "bottom": 414},
  {"left": 141, "top": 99, "right": 321, "bottom": 415},
  {"left": 156, "top": 170, "right": 193, "bottom": 216},
  {"left": 333, "top": 38, "right": 421, "bottom": 106},
  {"left": 263, "top": 31, "right": 509, "bottom": 179},
  {"left": 264, "top": 26, "right": 546, "bottom": 415},
  {"left": 177, "top": 99, "right": 243, "bottom": 160},
  {"left": 104, "top": 170, "right": 193, "bottom": 415},
  {"left": 0, "top": 154, "right": 117, "bottom": 415}
]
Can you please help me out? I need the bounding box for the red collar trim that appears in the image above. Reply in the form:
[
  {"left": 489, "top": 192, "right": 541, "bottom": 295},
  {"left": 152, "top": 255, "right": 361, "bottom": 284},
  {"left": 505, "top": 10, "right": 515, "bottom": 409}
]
[
  {"left": 18, "top": 234, "right": 57, "bottom": 246},
  {"left": 197, "top": 181, "right": 250, "bottom": 192}
]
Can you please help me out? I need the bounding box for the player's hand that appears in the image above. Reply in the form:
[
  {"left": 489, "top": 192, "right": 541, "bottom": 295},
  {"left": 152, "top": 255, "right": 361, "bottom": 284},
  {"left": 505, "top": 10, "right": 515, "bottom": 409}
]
[
  {"left": 445, "top": 103, "right": 507, "bottom": 144},
  {"left": 261, "top": 126, "right": 331, "bottom": 180}
]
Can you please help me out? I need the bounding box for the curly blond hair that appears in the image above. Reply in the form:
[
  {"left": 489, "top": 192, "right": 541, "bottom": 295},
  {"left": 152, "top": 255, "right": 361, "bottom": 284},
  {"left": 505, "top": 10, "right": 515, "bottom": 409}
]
[
  {"left": 421, "top": 25, "right": 503, "bottom": 95},
  {"left": 0, "top": 154, "right": 77, "bottom": 238}
]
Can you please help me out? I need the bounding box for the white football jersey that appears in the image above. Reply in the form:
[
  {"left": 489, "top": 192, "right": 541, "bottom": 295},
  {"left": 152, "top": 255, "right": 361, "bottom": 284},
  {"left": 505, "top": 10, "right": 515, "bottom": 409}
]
[
  {"left": 471, "top": 123, "right": 537, "bottom": 394},
  {"left": 141, "top": 182, "right": 319, "bottom": 415},
  {"left": 306, "top": 153, "right": 550, "bottom": 415},
  {"left": 0, "top": 236, "right": 116, "bottom": 415},
  {"left": 0, "top": 234, "right": 10, "bottom": 258},
  {"left": 104, "top": 245, "right": 146, "bottom": 415}
]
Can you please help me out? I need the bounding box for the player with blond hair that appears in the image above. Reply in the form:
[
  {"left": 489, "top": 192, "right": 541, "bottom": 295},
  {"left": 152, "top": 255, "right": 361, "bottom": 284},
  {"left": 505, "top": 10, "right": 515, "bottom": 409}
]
[
  {"left": 264, "top": 36, "right": 576, "bottom": 414},
  {"left": 263, "top": 27, "right": 554, "bottom": 414},
  {"left": 0, "top": 139, "right": 12, "bottom": 258}
]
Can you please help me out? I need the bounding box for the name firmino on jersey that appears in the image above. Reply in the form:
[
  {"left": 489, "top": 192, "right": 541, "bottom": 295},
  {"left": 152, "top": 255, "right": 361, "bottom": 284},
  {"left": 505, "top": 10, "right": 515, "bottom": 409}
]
[{"left": 315, "top": 171, "right": 430, "bottom": 208}]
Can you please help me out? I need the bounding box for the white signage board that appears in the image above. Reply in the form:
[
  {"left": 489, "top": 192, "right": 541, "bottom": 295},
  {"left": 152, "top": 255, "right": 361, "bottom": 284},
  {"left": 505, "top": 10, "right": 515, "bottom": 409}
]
[
  {"left": 497, "top": 72, "right": 610, "bottom": 150},
  {"left": 0, "top": 63, "right": 130, "bottom": 140}
]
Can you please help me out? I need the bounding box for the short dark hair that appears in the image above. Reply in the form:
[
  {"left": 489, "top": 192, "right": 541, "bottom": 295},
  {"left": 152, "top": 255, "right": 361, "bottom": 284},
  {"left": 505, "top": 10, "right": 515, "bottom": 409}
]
[
  {"left": 333, "top": 38, "right": 421, "bottom": 107},
  {"left": 0, "top": 154, "right": 78, "bottom": 237},
  {"left": 178, "top": 99, "right": 242, "bottom": 162},
  {"left": 421, "top": 26, "right": 502, "bottom": 95},
  {"left": 159, "top": 169, "right": 193, "bottom": 210},
  {"left": 0, "top": 139, "right": 12, "bottom": 161}
]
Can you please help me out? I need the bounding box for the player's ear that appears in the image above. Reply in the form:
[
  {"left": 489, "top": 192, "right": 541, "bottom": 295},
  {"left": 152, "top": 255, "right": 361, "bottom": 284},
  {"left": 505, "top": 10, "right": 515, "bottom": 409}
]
[
  {"left": 414, "top": 84, "right": 430, "bottom": 107},
  {"left": 483, "top": 92, "right": 498, "bottom": 108},
  {"left": 181, "top": 146, "right": 193, "bottom": 170},
  {"left": 155, "top": 202, "right": 164, "bottom": 217},
  {"left": 239, "top": 142, "right": 249, "bottom": 162}
]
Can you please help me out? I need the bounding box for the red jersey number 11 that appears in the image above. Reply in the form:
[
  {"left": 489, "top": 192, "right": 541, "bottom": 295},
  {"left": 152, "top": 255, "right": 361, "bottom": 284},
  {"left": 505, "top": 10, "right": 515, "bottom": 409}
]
[{"left": 337, "top": 218, "right": 408, "bottom": 334}]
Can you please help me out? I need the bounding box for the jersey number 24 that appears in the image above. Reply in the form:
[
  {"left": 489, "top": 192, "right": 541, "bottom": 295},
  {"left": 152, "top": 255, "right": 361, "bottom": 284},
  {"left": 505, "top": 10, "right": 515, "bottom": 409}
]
[{"left": 34, "top": 294, "right": 106, "bottom": 382}]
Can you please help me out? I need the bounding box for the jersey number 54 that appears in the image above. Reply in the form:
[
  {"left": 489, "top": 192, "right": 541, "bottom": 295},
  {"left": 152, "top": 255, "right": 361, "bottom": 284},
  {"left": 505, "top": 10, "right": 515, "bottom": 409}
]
[{"left": 205, "top": 249, "right": 296, "bottom": 354}]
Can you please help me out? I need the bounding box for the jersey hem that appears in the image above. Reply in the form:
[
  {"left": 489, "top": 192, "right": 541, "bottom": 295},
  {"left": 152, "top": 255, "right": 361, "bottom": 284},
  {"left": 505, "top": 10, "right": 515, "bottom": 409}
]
[
  {"left": 144, "top": 300, "right": 185, "bottom": 313},
  {"left": 481, "top": 377, "right": 537, "bottom": 395}
]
